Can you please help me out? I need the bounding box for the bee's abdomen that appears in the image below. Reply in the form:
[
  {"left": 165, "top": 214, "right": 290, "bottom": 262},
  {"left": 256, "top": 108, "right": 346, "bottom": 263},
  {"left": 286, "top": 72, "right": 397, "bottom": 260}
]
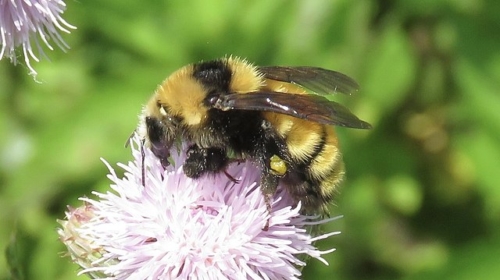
[
  {"left": 276, "top": 119, "right": 344, "bottom": 214},
  {"left": 308, "top": 126, "right": 343, "bottom": 185}
]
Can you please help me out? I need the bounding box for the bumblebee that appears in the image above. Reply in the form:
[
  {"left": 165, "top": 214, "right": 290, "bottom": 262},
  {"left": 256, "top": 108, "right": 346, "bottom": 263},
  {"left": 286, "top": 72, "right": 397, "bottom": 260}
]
[{"left": 138, "top": 56, "right": 371, "bottom": 217}]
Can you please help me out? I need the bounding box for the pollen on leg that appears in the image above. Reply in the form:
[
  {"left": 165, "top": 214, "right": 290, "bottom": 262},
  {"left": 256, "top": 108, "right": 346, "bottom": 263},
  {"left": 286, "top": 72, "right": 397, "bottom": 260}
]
[{"left": 270, "top": 155, "right": 287, "bottom": 176}]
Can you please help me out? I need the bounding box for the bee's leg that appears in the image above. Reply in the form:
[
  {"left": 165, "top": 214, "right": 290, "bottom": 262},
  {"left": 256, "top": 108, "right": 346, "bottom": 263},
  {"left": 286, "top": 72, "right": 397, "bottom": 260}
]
[
  {"left": 140, "top": 139, "right": 146, "bottom": 187},
  {"left": 258, "top": 119, "right": 290, "bottom": 230},
  {"left": 222, "top": 170, "right": 240, "bottom": 184},
  {"left": 260, "top": 167, "right": 280, "bottom": 231},
  {"left": 183, "top": 145, "right": 231, "bottom": 179}
]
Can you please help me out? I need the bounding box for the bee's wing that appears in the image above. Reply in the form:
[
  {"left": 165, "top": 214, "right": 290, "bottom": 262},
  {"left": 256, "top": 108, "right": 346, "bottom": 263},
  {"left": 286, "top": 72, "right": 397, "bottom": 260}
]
[
  {"left": 212, "top": 92, "right": 371, "bottom": 129},
  {"left": 258, "top": 66, "right": 359, "bottom": 95}
]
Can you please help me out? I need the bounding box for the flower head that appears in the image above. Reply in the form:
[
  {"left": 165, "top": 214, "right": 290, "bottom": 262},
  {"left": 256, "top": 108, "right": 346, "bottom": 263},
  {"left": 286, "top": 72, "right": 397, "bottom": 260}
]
[
  {"left": 58, "top": 136, "right": 340, "bottom": 279},
  {"left": 0, "top": 0, "right": 75, "bottom": 77}
]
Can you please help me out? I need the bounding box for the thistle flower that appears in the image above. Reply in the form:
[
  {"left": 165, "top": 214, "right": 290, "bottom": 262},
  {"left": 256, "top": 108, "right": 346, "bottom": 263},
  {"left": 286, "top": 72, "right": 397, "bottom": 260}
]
[
  {"left": 58, "top": 136, "right": 340, "bottom": 279},
  {"left": 0, "top": 0, "right": 75, "bottom": 77}
]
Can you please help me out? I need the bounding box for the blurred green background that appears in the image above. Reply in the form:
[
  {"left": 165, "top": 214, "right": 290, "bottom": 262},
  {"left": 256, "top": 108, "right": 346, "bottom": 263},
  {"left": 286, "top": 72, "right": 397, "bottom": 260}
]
[{"left": 1, "top": 0, "right": 500, "bottom": 279}]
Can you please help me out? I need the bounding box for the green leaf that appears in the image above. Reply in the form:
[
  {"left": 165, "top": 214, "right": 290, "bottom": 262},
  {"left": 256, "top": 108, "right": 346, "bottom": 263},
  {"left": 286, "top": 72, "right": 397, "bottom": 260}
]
[{"left": 363, "top": 24, "right": 417, "bottom": 113}]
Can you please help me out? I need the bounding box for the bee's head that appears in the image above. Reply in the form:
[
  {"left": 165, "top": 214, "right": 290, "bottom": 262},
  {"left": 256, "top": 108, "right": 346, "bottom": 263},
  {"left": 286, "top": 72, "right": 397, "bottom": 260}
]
[{"left": 139, "top": 98, "right": 181, "bottom": 167}]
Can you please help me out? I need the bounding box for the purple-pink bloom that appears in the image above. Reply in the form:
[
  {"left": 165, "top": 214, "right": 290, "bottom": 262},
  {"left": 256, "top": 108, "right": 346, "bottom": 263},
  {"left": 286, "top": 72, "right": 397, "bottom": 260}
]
[
  {"left": 58, "top": 135, "right": 340, "bottom": 279},
  {"left": 0, "top": 0, "right": 74, "bottom": 77}
]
